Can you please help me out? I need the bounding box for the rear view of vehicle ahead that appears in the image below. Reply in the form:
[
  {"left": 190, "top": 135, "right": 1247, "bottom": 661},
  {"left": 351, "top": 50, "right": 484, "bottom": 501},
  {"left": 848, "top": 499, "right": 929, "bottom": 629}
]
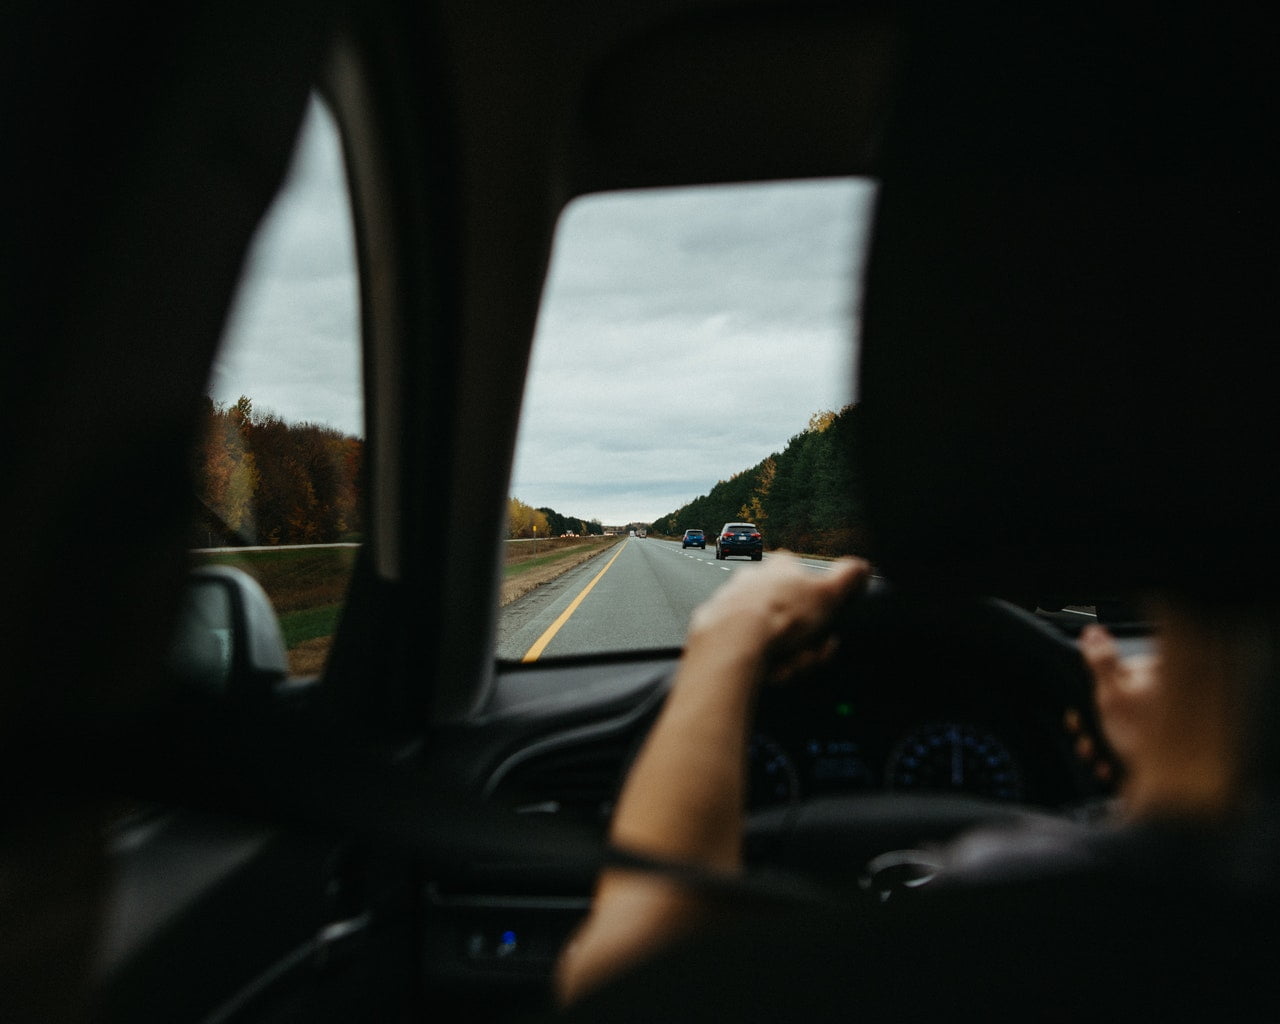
[
  {"left": 716, "top": 522, "right": 763, "bottom": 560},
  {"left": 682, "top": 529, "right": 705, "bottom": 549}
]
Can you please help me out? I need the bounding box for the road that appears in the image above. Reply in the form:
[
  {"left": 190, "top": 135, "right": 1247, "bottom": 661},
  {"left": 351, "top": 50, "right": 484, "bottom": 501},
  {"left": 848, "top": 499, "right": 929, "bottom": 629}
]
[{"left": 495, "top": 538, "right": 840, "bottom": 661}]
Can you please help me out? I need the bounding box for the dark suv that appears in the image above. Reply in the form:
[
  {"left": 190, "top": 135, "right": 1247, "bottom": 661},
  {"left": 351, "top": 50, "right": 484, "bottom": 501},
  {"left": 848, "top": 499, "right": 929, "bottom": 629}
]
[
  {"left": 715, "top": 522, "right": 763, "bottom": 560},
  {"left": 681, "top": 529, "right": 705, "bottom": 549}
]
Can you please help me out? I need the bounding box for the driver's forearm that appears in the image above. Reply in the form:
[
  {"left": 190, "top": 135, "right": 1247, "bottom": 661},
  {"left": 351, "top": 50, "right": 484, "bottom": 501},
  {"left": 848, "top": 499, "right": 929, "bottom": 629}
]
[
  {"left": 610, "top": 635, "right": 763, "bottom": 868},
  {"left": 555, "top": 636, "right": 764, "bottom": 1004}
]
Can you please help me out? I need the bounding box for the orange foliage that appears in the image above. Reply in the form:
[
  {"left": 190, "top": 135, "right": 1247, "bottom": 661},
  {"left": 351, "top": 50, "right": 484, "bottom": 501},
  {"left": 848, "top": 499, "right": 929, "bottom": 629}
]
[{"left": 194, "top": 396, "right": 363, "bottom": 546}]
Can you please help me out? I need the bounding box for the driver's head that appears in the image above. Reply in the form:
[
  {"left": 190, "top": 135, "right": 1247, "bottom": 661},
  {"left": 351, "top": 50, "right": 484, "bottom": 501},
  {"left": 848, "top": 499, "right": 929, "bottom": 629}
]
[
  {"left": 857, "top": 6, "right": 1280, "bottom": 604},
  {"left": 855, "top": 7, "right": 1280, "bottom": 812}
]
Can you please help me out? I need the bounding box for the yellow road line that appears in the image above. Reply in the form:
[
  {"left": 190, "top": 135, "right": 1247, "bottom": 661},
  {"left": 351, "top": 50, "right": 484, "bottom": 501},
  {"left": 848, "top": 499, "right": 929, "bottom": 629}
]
[{"left": 521, "top": 540, "right": 629, "bottom": 662}]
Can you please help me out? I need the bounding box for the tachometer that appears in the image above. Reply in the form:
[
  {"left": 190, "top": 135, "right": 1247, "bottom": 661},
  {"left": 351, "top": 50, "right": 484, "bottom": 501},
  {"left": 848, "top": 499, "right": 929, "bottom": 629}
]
[{"left": 885, "top": 722, "right": 1024, "bottom": 801}]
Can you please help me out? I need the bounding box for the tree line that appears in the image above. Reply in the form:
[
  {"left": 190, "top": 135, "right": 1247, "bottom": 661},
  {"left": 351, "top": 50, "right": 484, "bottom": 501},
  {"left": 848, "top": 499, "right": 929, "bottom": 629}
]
[
  {"left": 191, "top": 395, "right": 859, "bottom": 552},
  {"left": 508, "top": 497, "right": 604, "bottom": 539},
  {"left": 193, "top": 396, "right": 364, "bottom": 547},
  {"left": 650, "top": 405, "right": 869, "bottom": 557}
]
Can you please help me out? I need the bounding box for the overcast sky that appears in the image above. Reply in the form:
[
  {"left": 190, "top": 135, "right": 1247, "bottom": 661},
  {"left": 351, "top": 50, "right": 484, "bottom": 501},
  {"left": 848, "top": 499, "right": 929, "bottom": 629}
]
[
  {"left": 211, "top": 98, "right": 363, "bottom": 435},
  {"left": 515, "top": 179, "right": 873, "bottom": 525},
  {"left": 213, "top": 97, "right": 877, "bottom": 526}
]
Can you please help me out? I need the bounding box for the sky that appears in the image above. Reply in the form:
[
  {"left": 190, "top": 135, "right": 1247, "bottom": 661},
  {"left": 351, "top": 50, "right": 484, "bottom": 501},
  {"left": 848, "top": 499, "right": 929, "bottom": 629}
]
[
  {"left": 515, "top": 179, "right": 874, "bottom": 525},
  {"left": 213, "top": 96, "right": 877, "bottom": 526},
  {"left": 211, "top": 98, "right": 363, "bottom": 436}
]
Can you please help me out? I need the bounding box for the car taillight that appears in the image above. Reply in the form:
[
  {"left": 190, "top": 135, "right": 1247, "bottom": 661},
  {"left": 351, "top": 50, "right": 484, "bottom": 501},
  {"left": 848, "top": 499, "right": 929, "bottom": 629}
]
[
  {"left": 722, "top": 534, "right": 733, "bottom": 540},
  {"left": 751, "top": 533, "right": 761, "bottom": 539}
]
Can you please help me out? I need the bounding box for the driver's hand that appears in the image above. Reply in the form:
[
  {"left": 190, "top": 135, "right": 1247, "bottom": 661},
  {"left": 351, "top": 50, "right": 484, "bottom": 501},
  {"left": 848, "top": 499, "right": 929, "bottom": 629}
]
[
  {"left": 1079, "top": 619, "right": 1236, "bottom": 819},
  {"left": 557, "top": 555, "right": 869, "bottom": 1007},
  {"left": 1080, "top": 623, "right": 1163, "bottom": 777},
  {"left": 686, "top": 554, "right": 870, "bottom": 686}
]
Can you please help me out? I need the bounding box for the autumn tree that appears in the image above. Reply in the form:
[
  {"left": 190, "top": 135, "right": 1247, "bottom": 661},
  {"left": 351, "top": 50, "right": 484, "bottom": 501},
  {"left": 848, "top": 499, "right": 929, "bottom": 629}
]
[
  {"left": 738, "top": 455, "right": 775, "bottom": 528},
  {"left": 507, "top": 498, "right": 550, "bottom": 539},
  {"left": 807, "top": 408, "right": 837, "bottom": 434},
  {"left": 196, "top": 396, "right": 258, "bottom": 541},
  {"left": 193, "top": 396, "right": 364, "bottom": 547}
]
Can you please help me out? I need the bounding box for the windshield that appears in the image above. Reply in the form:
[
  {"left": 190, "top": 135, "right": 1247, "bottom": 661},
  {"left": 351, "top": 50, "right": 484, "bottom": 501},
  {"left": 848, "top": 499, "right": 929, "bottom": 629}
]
[{"left": 498, "top": 178, "right": 876, "bottom": 661}]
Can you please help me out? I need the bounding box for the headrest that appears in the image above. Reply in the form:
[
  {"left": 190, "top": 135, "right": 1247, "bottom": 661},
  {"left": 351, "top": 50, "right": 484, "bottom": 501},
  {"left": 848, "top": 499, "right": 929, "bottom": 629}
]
[{"left": 857, "top": 6, "right": 1280, "bottom": 601}]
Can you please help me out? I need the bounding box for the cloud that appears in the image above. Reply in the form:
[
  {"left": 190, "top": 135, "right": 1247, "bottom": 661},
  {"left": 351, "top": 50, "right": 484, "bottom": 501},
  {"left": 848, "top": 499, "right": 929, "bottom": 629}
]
[
  {"left": 210, "top": 97, "right": 363, "bottom": 437},
  {"left": 210, "top": 95, "right": 877, "bottom": 526},
  {"left": 512, "top": 178, "right": 876, "bottom": 523}
]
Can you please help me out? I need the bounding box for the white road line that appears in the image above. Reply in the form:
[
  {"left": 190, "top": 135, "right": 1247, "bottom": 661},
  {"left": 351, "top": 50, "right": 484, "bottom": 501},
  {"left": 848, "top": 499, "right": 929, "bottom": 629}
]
[{"left": 663, "top": 542, "right": 839, "bottom": 573}]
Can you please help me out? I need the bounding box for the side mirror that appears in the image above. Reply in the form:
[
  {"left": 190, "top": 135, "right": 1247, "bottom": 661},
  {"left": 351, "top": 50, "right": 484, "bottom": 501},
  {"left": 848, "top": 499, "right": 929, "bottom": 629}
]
[{"left": 168, "top": 565, "right": 289, "bottom": 700}]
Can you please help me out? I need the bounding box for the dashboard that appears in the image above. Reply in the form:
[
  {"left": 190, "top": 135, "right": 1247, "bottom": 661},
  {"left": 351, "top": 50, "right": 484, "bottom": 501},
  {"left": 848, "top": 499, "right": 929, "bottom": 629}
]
[
  {"left": 746, "top": 661, "right": 1093, "bottom": 811},
  {"left": 481, "top": 596, "right": 1123, "bottom": 834},
  {"left": 741, "top": 596, "right": 1118, "bottom": 813},
  {"left": 425, "top": 599, "right": 1132, "bottom": 996}
]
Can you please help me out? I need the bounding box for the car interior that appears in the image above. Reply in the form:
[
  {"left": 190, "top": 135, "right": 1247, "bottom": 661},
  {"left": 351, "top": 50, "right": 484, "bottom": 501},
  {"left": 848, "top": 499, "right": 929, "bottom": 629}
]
[{"left": 4, "top": 1, "right": 1279, "bottom": 1021}]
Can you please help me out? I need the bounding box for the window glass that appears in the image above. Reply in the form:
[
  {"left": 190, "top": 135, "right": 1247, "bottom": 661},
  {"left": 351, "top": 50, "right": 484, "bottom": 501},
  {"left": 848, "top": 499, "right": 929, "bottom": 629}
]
[
  {"left": 499, "top": 177, "right": 876, "bottom": 661},
  {"left": 192, "top": 94, "right": 364, "bottom": 678}
]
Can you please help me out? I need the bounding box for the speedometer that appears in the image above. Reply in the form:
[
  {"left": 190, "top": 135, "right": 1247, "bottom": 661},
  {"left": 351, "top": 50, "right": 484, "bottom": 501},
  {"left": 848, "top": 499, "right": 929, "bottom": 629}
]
[{"left": 885, "top": 722, "right": 1024, "bottom": 801}]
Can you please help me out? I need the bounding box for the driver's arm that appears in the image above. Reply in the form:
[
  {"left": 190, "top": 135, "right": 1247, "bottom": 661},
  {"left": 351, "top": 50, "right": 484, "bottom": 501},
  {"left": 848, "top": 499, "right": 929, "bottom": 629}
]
[{"left": 554, "top": 556, "right": 869, "bottom": 1006}]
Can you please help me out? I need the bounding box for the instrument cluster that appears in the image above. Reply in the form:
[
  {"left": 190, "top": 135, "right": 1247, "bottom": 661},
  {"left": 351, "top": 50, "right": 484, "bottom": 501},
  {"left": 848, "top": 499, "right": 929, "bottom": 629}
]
[{"left": 745, "top": 657, "right": 1094, "bottom": 810}]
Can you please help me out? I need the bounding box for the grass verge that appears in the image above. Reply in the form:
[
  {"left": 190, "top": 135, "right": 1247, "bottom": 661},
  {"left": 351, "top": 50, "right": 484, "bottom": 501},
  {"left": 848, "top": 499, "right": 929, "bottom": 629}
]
[
  {"left": 190, "top": 538, "right": 620, "bottom": 670},
  {"left": 192, "top": 545, "right": 359, "bottom": 614},
  {"left": 504, "top": 542, "right": 612, "bottom": 577},
  {"left": 278, "top": 602, "right": 345, "bottom": 649},
  {"left": 500, "top": 536, "right": 622, "bottom": 606}
]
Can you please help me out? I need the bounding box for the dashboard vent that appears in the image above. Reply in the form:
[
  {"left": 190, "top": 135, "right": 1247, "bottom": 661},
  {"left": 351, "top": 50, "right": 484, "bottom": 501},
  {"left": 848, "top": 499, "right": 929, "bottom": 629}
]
[{"left": 489, "top": 740, "right": 628, "bottom": 828}]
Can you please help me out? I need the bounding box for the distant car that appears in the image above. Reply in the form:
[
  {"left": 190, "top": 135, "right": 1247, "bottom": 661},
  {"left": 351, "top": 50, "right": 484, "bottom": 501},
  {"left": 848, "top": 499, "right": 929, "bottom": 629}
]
[
  {"left": 715, "top": 522, "right": 763, "bottom": 560},
  {"left": 681, "top": 529, "right": 705, "bottom": 549}
]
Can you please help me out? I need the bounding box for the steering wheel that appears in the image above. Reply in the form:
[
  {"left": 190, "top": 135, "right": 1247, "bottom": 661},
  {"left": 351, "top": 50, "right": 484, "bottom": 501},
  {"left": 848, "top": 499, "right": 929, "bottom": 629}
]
[{"left": 741, "top": 582, "right": 1111, "bottom": 895}]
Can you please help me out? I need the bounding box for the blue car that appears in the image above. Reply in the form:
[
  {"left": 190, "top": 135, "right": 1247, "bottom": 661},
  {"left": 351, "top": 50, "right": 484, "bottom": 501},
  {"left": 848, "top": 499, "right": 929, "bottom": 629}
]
[
  {"left": 681, "top": 529, "right": 705, "bottom": 549},
  {"left": 715, "top": 522, "right": 763, "bottom": 560}
]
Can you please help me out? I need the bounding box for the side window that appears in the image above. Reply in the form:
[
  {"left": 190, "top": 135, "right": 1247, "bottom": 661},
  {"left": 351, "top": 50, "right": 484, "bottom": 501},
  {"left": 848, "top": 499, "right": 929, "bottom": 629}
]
[{"left": 192, "top": 94, "right": 364, "bottom": 678}]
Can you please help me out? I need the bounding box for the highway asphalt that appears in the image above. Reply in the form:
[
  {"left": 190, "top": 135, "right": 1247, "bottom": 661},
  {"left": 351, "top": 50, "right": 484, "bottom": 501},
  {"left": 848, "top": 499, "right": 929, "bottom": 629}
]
[{"left": 495, "top": 538, "right": 840, "bottom": 661}]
